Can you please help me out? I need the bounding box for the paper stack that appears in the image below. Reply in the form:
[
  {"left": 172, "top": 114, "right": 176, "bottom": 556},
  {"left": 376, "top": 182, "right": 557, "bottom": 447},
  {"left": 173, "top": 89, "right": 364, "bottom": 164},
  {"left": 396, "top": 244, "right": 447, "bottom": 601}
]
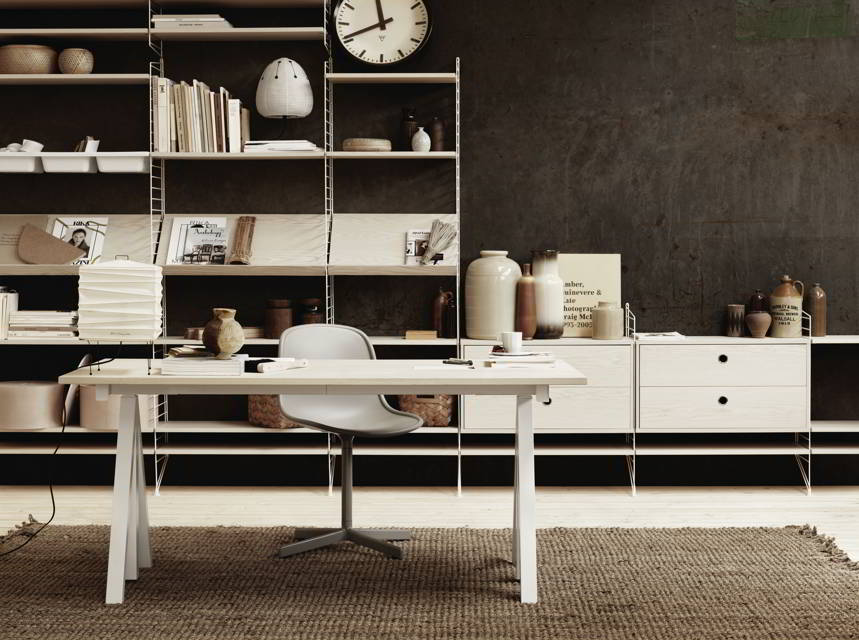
[
  {"left": 8, "top": 310, "right": 78, "bottom": 339},
  {"left": 0, "top": 289, "right": 18, "bottom": 340},
  {"left": 151, "top": 14, "right": 233, "bottom": 29},
  {"left": 487, "top": 352, "right": 556, "bottom": 368},
  {"left": 243, "top": 140, "right": 319, "bottom": 153},
  {"left": 161, "top": 355, "right": 244, "bottom": 376}
]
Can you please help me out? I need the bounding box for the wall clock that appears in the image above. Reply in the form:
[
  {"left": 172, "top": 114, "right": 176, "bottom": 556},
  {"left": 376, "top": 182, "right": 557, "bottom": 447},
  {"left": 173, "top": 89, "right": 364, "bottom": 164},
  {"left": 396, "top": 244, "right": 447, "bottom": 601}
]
[{"left": 333, "top": 0, "right": 432, "bottom": 66}]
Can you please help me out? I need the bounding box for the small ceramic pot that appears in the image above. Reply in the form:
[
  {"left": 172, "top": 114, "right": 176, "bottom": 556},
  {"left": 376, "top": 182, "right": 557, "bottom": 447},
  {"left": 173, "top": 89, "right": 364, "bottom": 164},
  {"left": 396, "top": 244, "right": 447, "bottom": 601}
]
[
  {"left": 592, "top": 301, "right": 624, "bottom": 339},
  {"left": 202, "top": 308, "right": 244, "bottom": 359},
  {"left": 725, "top": 304, "right": 745, "bottom": 337},
  {"left": 411, "top": 126, "right": 431, "bottom": 152},
  {"left": 746, "top": 311, "right": 772, "bottom": 339}
]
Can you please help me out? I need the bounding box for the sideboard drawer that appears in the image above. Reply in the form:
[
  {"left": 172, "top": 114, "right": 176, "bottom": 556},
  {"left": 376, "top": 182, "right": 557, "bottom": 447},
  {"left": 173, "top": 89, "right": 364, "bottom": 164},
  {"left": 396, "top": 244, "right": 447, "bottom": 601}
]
[
  {"left": 464, "top": 386, "right": 631, "bottom": 431},
  {"left": 638, "top": 345, "right": 806, "bottom": 387},
  {"left": 639, "top": 387, "right": 806, "bottom": 430},
  {"left": 462, "top": 344, "right": 631, "bottom": 387}
]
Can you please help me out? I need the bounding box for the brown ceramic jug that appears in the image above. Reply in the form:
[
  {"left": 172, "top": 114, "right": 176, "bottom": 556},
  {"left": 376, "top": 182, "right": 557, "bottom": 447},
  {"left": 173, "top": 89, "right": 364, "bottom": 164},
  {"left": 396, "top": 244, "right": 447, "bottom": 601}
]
[
  {"left": 515, "top": 263, "right": 537, "bottom": 340},
  {"left": 805, "top": 283, "right": 827, "bottom": 337},
  {"left": 769, "top": 275, "right": 804, "bottom": 338}
]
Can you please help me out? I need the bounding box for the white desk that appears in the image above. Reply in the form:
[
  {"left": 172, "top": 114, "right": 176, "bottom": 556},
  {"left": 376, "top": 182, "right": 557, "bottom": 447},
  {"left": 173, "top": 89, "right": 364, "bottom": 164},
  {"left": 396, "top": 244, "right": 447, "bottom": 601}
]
[{"left": 59, "top": 358, "right": 586, "bottom": 605}]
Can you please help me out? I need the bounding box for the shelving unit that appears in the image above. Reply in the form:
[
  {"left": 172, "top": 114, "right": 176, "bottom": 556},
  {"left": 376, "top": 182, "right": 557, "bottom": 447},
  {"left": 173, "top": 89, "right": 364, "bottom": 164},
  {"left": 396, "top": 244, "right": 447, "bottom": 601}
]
[{"left": 0, "top": 74, "right": 150, "bottom": 85}]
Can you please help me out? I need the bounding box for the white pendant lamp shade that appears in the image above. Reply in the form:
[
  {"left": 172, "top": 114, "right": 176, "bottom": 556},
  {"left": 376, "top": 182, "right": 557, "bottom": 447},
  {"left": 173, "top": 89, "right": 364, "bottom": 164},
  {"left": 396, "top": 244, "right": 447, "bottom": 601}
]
[
  {"left": 255, "top": 58, "right": 313, "bottom": 119},
  {"left": 77, "top": 259, "right": 163, "bottom": 340}
]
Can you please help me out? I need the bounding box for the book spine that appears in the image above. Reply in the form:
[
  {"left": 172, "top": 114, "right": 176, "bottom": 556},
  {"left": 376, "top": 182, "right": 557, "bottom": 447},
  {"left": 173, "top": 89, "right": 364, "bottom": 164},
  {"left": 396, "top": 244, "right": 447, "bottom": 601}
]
[
  {"left": 157, "top": 77, "right": 170, "bottom": 153},
  {"left": 151, "top": 76, "right": 159, "bottom": 151},
  {"left": 175, "top": 84, "right": 187, "bottom": 152},
  {"left": 191, "top": 80, "right": 201, "bottom": 153},
  {"left": 228, "top": 99, "right": 241, "bottom": 153},
  {"left": 0, "top": 295, "right": 7, "bottom": 340},
  {"left": 168, "top": 82, "right": 177, "bottom": 152},
  {"left": 240, "top": 107, "right": 250, "bottom": 150}
]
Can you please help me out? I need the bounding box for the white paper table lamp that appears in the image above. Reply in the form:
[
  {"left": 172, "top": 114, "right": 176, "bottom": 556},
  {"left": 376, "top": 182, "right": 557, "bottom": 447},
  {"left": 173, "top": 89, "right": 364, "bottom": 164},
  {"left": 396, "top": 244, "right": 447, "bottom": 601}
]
[
  {"left": 77, "top": 258, "right": 163, "bottom": 340},
  {"left": 255, "top": 58, "right": 313, "bottom": 119}
]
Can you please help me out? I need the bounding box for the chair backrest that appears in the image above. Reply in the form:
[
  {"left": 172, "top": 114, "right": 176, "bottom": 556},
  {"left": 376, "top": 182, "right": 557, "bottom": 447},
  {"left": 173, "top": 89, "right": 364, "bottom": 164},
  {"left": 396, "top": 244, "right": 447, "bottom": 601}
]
[{"left": 277, "top": 324, "right": 391, "bottom": 429}]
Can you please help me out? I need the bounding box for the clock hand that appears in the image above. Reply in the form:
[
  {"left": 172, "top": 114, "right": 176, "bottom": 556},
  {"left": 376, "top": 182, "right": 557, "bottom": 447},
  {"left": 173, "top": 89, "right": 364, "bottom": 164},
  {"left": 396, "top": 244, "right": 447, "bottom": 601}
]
[
  {"left": 343, "top": 17, "right": 393, "bottom": 39},
  {"left": 375, "top": 0, "right": 387, "bottom": 31}
]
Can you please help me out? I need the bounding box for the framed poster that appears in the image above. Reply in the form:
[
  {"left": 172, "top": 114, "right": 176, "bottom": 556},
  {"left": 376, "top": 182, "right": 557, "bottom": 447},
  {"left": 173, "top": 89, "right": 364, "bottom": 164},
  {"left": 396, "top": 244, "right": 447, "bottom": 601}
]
[
  {"left": 559, "top": 253, "right": 621, "bottom": 337},
  {"left": 50, "top": 217, "right": 108, "bottom": 265}
]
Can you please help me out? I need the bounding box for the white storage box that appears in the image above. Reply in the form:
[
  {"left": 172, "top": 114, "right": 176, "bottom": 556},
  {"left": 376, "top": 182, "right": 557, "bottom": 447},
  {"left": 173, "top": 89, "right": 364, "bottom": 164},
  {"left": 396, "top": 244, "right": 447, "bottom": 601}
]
[
  {"left": 78, "top": 258, "right": 163, "bottom": 340},
  {"left": 0, "top": 153, "right": 43, "bottom": 173},
  {"left": 42, "top": 152, "right": 97, "bottom": 173},
  {"left": 0, "top": 381, "right": 63, "bottom": 431},
  {"left": 96, "top": 152, "right": 150, "bottom": 174}
]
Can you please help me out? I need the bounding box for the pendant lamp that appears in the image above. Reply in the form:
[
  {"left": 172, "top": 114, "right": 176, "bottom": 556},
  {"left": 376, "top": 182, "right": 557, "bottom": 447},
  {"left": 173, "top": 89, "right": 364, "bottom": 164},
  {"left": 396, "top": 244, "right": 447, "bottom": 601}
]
[
  {"left": 255, "top": 58, "right": 313, "bottom": 119},
  {"left": 77, "top": 258, "right": 163, "bottom": 341}
]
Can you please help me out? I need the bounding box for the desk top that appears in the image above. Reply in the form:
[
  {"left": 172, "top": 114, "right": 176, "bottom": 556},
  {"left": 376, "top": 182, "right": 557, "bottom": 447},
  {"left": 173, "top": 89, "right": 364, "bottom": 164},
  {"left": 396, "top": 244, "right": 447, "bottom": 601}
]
[{"left": 59, "top": 358, "right": 587, "bottom": 392}]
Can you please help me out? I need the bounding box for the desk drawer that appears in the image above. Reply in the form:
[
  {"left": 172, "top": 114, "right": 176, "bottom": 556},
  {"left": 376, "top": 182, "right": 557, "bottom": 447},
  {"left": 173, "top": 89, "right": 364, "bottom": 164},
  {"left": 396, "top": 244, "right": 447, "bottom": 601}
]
[
  {"left": 462, "top": 345, "right": 631, "bottom": 387},
  {"left": 638, "top": 387, "right": 806, "bottom": 431},
  {"left": 638, "top": 345, "right": 806, "bottom": 387},
  {"left": 464, "top": 386, "right": 631, "bottom": 431}
]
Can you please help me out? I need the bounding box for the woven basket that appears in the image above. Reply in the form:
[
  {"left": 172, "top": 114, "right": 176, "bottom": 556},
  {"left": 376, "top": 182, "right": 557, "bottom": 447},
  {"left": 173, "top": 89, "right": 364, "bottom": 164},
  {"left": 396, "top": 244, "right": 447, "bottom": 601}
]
[
  {"left": 58, "top": 48, "right": 94, "bottom": 74},
  {"left": 398, "top": 394, "right": 454, "bottom": 427},
  {"left": 0, "top": 45, "right": 58, "bottom": 74},
  {"left": 248, "top": 395, "right": 302, "bottom": 429}
]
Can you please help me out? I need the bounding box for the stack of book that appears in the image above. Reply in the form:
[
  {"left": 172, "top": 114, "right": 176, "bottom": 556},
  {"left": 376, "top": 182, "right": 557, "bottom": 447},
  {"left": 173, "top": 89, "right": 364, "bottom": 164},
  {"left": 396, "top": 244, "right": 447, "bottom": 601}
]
[
  {"left": 7, "top": 311, "right": 78, "bottom": 340},
  {"left": 161, "top": 347, "right": 244, "bottom": 376},
  {"left": 0, "top": 289, "right": 17, "bottom": 340},
  {"left": 152, "top": 77, "right": 250, "bottom": 153},
  {"left": 487, "top": 351, "right": 556, "bottom": 368},
  {"left": 243, "top": 140, "right": 320, "bottom": 153},
  {"left": 151, "top": 14, "right": 233, "bottom": 30}
]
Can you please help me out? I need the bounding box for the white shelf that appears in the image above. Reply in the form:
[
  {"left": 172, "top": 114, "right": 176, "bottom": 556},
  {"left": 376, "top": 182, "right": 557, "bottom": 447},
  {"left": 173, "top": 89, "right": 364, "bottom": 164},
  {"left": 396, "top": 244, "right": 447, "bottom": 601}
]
[
  {"left": 812, "top": 444, "right": 859, "bottom": 455},
  {"left": 369, "top": 336, "right": 457, "bottom": 346},
  {"left": 152, "top": 27, "right": 324, "bottom": 42},
  {"left": 811, "top": 420, "right": 859, "bottom": 432},
  {"left": 0, "top": 265, "right": 79, "bottom": 275},
  {"left": 0, "top": 336, "right": 457, "bottom": 346},
  {"left": 635, "top": 335, "right": 810, "bottom": 345},
  {"left": 811, "top": 335, "right": 859, "bottom": 344},
  {"left": 0, "top": 74, "right": 150, "bottom": 85},
  {"left": 0, "top": 28, "right": 148, "bottom": 41},
  {"left": 328, "top": 265, "right": 457, "bottom": 276},
  {"left": 153, "top": 151, "right": 323, "bottom": 160},
  {"left": 326, "top": 72, "right": 457, "bottom": 84},
  {"left": 329, "top": 151, "right": 457, "bottom": 160},
  {"left": 462, "top": 337, "right": 633, "bottom": 346},
  {"left": 636, "top": 443, "right": 808, "bottom": 456},
  {"left": 162, "top": 264, "right": 326, "bottom": 276},
  {"left": 0, "top": 0, "right": 321, "bottom": 5}
]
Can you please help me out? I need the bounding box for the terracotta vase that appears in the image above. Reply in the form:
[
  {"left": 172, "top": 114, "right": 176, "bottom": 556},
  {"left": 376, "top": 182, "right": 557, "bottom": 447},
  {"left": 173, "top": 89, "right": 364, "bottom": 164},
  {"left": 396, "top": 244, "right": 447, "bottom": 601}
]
[
  {"left": 202, "top": 308, "right": 244, "bottom": 359},
  {"left": 769, "top": 275, "right": 804, "bottom": 338},
  {"left": 725, "top": 304, "right": 745, "bottom": 337},
  {"left": 746, "top": 311, "right": 772, "bottom": 339},
  {"left": 465, "top": 250, "right": 521, "bottom": 340},
  {"left": 400, "top": 107, "right": 418, "bottom": 151},
  {"left": 805, "top": 283, "right": 827, "bottom": 337},
  {"left": 592, "top": 301, "right": 624, "bottom": 339},
  {"left": 429, "top": 116, "right": 445, "bottom": 151},
  {"left": 264, "top": 299, "right": 292, "bottom": 339},
  {"left": 532, "top": 249, "right": 565, "bottom": 339},
  {"left": 515, "top": 263, "right": 537, "bottom": 340}
]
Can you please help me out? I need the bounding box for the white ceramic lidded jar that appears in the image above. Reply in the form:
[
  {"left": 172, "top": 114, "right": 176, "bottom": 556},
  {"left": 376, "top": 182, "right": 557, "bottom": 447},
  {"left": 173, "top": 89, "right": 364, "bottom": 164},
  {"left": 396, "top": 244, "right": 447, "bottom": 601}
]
[
  {"left": 532, "top": 249, "right": 565, "bottom": 339},
  {"left": 465, "top": 250, "right": 522, "bottom": 339},
  {"left": 591, "top": 301, "right": 624, "bottom": 339}
]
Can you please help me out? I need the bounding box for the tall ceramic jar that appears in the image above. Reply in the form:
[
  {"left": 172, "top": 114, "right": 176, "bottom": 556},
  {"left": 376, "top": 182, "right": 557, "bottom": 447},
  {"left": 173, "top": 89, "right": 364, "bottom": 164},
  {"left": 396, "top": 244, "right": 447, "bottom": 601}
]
[
  {"left": 465, "top": 250, "right": 521, "bottom": 339},
  {"left": 769, "top": 275, "right": 804, "bottom": 338},
  {"left": 515, "top": 263, "right": 537, "bottom": 340},
  {"left": 531, "top": 249, "right": 565, "bottom": 339},
  {"left": 805, "top": 283, "right": 827, "bottom": 337}
]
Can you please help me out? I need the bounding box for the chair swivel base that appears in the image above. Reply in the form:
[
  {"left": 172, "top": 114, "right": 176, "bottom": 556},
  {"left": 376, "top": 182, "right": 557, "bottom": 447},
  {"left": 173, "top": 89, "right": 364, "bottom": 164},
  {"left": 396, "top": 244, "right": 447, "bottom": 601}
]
[{"left": 279, "top": 527, "right": 408, "bottom": 559}]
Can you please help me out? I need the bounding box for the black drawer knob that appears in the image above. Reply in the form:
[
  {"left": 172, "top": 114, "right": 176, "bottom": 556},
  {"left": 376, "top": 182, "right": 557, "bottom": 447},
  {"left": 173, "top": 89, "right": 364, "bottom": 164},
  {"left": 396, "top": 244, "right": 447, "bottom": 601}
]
[
  {"left": 718, "top": 396, "right": 728, "bottom": 405},
  {"left": 718, "top": 354, "right": 728, "bottom": 363}
]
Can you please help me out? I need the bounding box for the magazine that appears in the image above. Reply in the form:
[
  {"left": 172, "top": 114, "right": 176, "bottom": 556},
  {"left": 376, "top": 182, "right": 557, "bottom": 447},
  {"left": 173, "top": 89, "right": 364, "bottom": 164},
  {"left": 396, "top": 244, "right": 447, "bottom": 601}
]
[
  {"left": 49, "top": 217, "right": 108, "bottom": 265},
  {"left": 166, "top": 217, "right": 228, "bottom": 265},
  {"left": 404, "top": 229, "right": 443, "bottom": 265}
]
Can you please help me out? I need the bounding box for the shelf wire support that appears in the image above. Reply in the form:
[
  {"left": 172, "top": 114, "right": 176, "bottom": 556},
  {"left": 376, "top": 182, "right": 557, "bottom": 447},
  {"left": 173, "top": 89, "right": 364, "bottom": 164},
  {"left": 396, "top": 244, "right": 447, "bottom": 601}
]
[
  {"left": 147, "top": 0, "right": 163, "bottom": 58},
  {"left": 324, "top": 46, "right": 336, "bottom": 495},
  {"left": 455, "top": 57, "right": 463, "bottom": 497}
]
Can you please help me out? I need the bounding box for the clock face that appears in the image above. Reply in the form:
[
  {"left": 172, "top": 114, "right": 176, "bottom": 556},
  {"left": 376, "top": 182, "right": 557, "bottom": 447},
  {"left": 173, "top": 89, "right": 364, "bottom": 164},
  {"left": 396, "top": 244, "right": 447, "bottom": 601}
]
[{"left": 334, "top": 0, "right": 431, "bottom": 66}]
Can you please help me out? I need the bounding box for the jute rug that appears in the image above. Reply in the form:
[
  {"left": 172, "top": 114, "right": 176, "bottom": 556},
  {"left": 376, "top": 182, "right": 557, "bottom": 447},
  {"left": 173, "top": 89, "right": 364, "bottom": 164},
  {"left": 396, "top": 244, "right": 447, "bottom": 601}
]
[{"left": 1, "top": 525, "right": 858, "bottom": 639}]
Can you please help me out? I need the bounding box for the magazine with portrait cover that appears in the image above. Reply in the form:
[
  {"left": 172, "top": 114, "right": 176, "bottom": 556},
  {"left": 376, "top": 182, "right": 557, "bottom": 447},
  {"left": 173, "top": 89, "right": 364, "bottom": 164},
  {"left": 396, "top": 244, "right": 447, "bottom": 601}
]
[{"left": 49, "top": 217, "right": 108, "bottom": 265}]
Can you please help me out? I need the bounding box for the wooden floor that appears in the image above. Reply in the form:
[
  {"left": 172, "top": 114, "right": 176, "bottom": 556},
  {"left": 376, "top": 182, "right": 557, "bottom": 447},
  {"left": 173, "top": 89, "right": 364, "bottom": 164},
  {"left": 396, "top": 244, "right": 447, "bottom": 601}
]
[{"left": 4, "top": 485, "right": 859, "bottom": 559}]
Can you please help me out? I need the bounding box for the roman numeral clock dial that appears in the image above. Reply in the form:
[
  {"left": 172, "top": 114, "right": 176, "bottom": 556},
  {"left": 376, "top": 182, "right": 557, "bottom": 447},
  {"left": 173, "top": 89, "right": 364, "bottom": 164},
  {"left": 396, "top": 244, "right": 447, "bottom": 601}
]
[{"left": 334, "top": 0, "right": 431, "bottom": 65}]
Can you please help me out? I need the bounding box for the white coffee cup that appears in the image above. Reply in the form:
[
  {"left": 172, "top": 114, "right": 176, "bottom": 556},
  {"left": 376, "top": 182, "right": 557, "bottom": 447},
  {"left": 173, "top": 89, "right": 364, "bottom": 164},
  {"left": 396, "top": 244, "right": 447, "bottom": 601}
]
[
  {"left": 20, "top": 139, "right": 43, "bottom": 153},
  {"left": 501, "top": 331, "right": 523, "bottom": 354}
]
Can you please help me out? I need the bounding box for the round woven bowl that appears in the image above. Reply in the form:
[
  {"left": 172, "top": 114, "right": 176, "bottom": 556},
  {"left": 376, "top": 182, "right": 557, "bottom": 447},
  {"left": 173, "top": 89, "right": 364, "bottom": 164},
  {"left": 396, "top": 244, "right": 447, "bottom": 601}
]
[
  {"left": 58, "top": 48, "right": 94, "bottom": 74},
  {"left": 342, "top": 137, "right": 392, "bottom": 152},
  {"left": 0, "top": 44, "right": 58, "bottom": 74}
]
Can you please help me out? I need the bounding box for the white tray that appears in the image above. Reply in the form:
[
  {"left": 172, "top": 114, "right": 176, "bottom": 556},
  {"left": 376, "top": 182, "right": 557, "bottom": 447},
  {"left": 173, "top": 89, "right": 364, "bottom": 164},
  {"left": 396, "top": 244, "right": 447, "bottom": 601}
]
[
  {"left": 96, "top": 152, "right": 150, "bottom": 174},
  {"left": 0, "top": 153, "right": 43, "bottom": 173},
  {"left": 42, "top": 153, "right": 97, "bottom": 173}
]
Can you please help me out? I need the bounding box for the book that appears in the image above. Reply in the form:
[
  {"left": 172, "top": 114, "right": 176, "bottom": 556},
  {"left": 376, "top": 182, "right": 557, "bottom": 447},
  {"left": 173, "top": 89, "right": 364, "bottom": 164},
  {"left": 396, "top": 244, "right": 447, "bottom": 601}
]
[
  {"left": 219, "top": 87, "right": 230, "bottom": 152},
  {"left": 168, "top": 82, "right": 177, "bottom": 151},
  {"left": 191, "top": 80, "right": 202, "bottom": 152},
  {"left": 405, "top": 330, "right": 437, "bottom": 340},
  {"left": 161, "top": 356, "right": 243, "bottom": 377},
  {"left": 49, "top": 217, "right": 108, "bottom": 265},
  {"left": 241, "top": 107, "right": 250, "bottom": 149},
  {"left": 404, "top": 230, "right": 443, "bottom": 265},
  {"left": 635, "top": 332, "right": 685, "bottom": 340},
  {"left": 227, "top": 99, "right": 242, "bottom": 153},
  {"left": 156, "top": 77, "right": 172, "bottom": 152},
  {"left": 165, "top": 217, "right": 228, "bottom": 265},
  {"left": 243, "top": 140, "right": 319, "bottom": 152}
]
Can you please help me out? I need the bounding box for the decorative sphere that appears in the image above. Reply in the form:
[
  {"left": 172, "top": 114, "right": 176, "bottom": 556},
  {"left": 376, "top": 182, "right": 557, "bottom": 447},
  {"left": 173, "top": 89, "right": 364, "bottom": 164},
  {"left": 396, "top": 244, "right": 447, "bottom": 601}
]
[{"left": 58, "top": 48, "right": 94, "bottom": 74}]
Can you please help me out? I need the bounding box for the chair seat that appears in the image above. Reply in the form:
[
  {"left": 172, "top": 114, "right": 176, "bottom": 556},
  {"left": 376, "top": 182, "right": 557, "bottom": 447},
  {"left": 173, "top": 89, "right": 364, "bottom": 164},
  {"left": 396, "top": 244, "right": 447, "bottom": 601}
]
[{"left": 294, "top": 398, "right": 423, "bottom": 438}]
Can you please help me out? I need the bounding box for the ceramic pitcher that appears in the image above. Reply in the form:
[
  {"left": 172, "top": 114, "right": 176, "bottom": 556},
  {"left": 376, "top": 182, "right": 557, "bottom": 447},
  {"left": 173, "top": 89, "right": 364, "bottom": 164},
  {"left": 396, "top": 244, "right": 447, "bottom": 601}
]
[{"left": 769, "top": 275, "right": 804, "bottom": 338}]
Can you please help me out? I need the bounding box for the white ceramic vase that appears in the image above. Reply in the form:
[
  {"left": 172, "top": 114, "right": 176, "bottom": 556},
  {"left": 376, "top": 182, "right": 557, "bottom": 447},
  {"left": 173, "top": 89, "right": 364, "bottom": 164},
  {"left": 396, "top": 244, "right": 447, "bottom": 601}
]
[
  {"left": 591, "top": 301, "right": 624, "bottom": 339},
  {"left": 465, "top": 250, "right": 521, "bottom": 340},
  {"left": 532, "top": 250, "right": 565, "bottom": 339},
  {"left": 411, "top": 126, "right": 431, "bottom": 152}
]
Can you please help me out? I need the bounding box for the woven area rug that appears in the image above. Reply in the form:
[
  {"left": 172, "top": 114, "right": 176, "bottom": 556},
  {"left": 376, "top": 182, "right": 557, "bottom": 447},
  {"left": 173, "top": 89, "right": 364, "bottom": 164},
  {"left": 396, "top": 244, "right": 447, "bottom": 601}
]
[{"left": 1, "top": 526, "right": 858, "bottom": 639}]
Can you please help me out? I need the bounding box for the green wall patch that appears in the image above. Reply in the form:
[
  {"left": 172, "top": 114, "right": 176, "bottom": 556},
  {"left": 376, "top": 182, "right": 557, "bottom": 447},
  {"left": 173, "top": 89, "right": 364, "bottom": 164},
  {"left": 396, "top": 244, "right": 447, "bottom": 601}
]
[{"left": 737, "top": 0, "right": 855, "bottom": 39}]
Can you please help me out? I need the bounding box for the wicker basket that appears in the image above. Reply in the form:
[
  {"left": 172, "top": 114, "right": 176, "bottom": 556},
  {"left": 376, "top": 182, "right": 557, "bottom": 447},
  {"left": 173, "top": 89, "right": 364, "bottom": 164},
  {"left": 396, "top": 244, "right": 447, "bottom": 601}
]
[
  {"left": 0, "top": 45, "right": 58, "bottom": 74},
  {"left": 248, "top": 395, "right": 302, "bottom": 429},
  {"left": 398, "top": 394, "right": 454, "bottom": 427},
  {"left": 58, "top": 48, "right": 94, "bottom": 75}
]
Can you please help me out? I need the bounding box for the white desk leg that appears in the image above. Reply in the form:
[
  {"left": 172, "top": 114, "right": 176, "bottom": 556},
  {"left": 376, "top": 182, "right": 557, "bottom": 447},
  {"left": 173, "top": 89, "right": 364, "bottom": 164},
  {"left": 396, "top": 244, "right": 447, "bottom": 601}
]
[
  {"left": 135, "top": 396, "right": 152, "bottom": 569},
  {"left": 515, "top": 394, "right": 537, "bottom": 603},
  {"left": 125, "top": 434, "right": 139, "bottom": 581},
  {"left": 106, "top": 394, "right": 137, "bottom": 604},
  {"left": 513, "top": 437, "right": 519, "bottom": 580}
]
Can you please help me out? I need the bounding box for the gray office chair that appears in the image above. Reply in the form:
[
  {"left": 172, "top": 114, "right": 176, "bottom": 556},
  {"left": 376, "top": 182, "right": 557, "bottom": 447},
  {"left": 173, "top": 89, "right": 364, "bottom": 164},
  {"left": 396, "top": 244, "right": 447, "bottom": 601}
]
[{"left": 277, "top": 324, "right": 423, "bottom": 559}]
